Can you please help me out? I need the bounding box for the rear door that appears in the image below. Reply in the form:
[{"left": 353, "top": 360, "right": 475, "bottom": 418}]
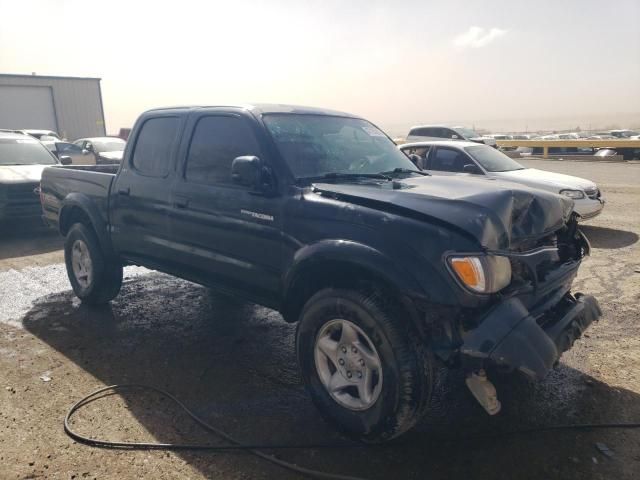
[
  {"left": 110, "top": 114, "right": 183, "bottom": 265},
  {"left": 169, "top": 111, "right": 284, "bottom": 303}
]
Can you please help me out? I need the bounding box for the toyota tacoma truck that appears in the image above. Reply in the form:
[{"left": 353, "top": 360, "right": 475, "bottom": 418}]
[{"left": 40, "top": 105, "right": 601, "bottom": 442}]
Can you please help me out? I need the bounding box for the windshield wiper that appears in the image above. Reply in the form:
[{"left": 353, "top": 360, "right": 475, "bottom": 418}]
[
  {"left": 381, "top": 168, "right": 430, "bottom": 176},
  {"left": 300, "top": 172, "right": 392, "bottom": 182}
]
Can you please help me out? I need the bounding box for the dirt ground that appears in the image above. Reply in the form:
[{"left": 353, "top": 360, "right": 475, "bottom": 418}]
[{"left": 1, "top": 159, "right": 639, "bottom": 480}]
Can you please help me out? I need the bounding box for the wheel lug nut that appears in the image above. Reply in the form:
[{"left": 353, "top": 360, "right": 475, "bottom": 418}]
[
  {"left": 357, "top": 372, "right": 362, "bottom": 378},
  {"left": 341, "top": 347, "right": 347, "bottom": 353},
  {"left": 346, "top": 371, "right": 352, "bottom": 378},
  {"left": 352, "top": 347, "right": 357, "bottom": 353},
  {"left": 338, "top": 359, "right": 345, "bottom": 366},
  {"left": 359, "top": 359, "right": 365, "bottom": 366}
]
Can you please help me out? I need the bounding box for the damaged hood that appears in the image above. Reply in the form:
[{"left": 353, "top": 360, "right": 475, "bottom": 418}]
[{"left": 312, "top": 176, "right": 574, "bottom": 250}]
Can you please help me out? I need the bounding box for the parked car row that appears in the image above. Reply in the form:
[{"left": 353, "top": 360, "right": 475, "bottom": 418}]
[
  {"left": 0, "top": 129, "right": 126, "bottom": 223},
  {"left": 485, "top": 129, "right": 639, "bottom": 141},
  {"left": 450, "top": 129, "right": 640, "bottom": 160},
  {"left": 42, "top": 137, "right": 126, "bottom": 165},
  {"left": 1, "top": 127, "right": 126, "bottom": 165}
]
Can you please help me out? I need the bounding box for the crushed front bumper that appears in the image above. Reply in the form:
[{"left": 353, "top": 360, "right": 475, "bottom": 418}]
[{"left": 461, "top": 293, "right": 601, "bottom": 379}]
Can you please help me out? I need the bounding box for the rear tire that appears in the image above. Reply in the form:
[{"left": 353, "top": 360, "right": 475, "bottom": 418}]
[
  {"left": 296, "top": 288, "right": 433, "bottom": 443},
  {"left": 64, "top": 223, "right": 122, "bottom": 305}
]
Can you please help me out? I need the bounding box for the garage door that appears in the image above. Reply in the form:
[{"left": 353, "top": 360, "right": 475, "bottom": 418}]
[{"left": 0, "top": 85, "right": 57, "bottom": 131}]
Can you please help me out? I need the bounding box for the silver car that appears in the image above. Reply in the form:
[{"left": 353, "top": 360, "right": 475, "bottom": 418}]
[{"left": 400, "top": 140, "right": 605, "bottom": 220}]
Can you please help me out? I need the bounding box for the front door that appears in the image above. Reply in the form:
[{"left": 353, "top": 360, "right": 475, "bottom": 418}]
[{"left": 169, "top": 113, "right": 284, "bottom": 305}]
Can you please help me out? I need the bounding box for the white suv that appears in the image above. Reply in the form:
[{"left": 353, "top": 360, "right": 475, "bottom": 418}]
[{"left": 406, "top": 125, "right": 497, "bottom": 147}]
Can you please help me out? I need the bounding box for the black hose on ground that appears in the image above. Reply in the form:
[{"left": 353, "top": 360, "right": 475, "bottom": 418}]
[
  {"left": 64, "top": 384, "right": 369, "bottom": 480},
  {"left": 64, "top": 384, "right": 640, "bottom": 480}
]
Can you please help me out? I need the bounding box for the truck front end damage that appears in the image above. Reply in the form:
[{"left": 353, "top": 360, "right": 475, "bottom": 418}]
[{"left": 441, "top": 216, "right": 602, "bottom": 414}]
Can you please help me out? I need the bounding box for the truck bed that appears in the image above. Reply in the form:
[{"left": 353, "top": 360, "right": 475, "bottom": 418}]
[{"left": 40, "top": 165, "right": 118, "bottom": 230}]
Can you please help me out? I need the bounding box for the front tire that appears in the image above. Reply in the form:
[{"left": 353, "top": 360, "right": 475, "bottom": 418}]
[
  {"left": 64, "top": 223, "right": 122, "bottom": 305},
  {"left": 296, "top": 288, "right": 433, "bottom": 443}
]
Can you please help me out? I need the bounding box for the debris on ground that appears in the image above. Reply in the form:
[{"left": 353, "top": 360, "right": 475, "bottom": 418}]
[{"left": 596, "top": 442, "right": 615, "bottom": 458}]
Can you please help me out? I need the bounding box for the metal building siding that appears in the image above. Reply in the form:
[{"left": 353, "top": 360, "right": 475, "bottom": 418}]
[
  {"left": 0, "top": 85, "right": 58, "bottom": 130},
  {"left": 0, "top": 74, "right": 106, "bottom": 140}
]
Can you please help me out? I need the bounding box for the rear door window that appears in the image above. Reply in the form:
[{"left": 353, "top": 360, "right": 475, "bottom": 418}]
[
  {"left": 430, "top": 147, "right": 469, "bottom": 172},
  {"left": 132, "top": 117, "right": 180, "bottom": 177}
]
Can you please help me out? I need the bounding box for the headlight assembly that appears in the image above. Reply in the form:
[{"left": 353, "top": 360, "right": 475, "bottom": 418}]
[
  {"left": 448, "top": 255, "right": 512, "bottom": 294},
  {"left": 560, "top": 189, "right": 585, "bottom": 199}
]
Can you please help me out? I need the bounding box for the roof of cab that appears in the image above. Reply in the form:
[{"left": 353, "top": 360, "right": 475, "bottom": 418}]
[{"left": 144, "top": 104, "right": 360, "bottom": 118}]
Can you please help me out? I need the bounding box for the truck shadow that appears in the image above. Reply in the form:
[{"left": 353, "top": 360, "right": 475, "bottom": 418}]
[
  {"left": 21, "top": 272, "right": 640, "bottom": 480},
  {"left": 580, "top": 225, "right": 639, "bottom": 249}
]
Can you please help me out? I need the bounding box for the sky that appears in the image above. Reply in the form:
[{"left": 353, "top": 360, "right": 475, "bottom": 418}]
[{"left": 0, "top": 0, "right": 639, "bottom": 135}]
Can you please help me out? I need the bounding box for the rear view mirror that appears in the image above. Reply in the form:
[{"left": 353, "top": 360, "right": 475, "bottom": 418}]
[
  {"left": 231, "top": 156, "right": 262, "bottom": 187},
  {"left": 451, "top": 134, "right": 460, "bottom": 139},
  {"left": 463, "top": 163, "right": 482, "bottom": 174},
  {"left": 59, "top": 156, "right": 72, "bottom": 165}
]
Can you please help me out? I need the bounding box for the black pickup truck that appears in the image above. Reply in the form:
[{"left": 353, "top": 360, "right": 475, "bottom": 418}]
[{"left": 41, "top": 104, "right": 601, "bottom": 442}]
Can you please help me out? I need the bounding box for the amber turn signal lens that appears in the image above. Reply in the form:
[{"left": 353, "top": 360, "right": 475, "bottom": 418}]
[{"left": 450, "top": 257, "right": 486, "bottom": 292}]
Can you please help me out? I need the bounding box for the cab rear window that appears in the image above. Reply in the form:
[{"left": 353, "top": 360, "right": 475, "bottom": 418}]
[{"left": 132, "top": 117, "right": 180, "bottom": 177}]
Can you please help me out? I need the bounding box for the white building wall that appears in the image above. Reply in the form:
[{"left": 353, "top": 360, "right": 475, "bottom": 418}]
[{"left": 0, "top": 74, "right": 106, "bottom": 140}]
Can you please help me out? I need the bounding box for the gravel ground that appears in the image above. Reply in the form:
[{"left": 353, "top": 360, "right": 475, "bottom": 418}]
[{"left": 0, "top": 158, "right": 639, "bottom": 480}]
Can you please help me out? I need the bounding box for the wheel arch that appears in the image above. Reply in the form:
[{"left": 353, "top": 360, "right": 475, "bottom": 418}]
[
  {"left": 281, "top": 240, "right": 426, "bottom": 329},
  {"left": 59, "top": 193, "right": 114, "bottom": 258}
]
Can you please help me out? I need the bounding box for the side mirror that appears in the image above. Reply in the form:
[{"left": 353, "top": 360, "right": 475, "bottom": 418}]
[
  {"left": 463, "top": 163, "right": 482, "bottom": 174},
  {"left": 60, "top": 156, "right": 72, "bottom": 165},
  {"left": 231, "top": 156, "right": 262, "bottom": 188}
]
